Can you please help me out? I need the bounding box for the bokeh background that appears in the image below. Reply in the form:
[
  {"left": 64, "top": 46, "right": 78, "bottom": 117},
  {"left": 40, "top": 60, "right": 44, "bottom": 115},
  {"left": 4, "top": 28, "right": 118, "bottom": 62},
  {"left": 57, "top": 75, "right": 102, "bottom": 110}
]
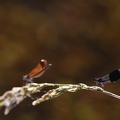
[{"left": 0, "top": 0, "right": 120, "bottom": 120}]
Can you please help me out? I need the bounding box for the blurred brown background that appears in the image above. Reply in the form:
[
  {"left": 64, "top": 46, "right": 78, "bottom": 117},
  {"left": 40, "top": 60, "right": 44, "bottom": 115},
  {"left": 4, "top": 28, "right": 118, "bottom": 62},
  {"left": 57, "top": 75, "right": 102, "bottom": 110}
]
[{"left": 0, "top": 0, "right": 120, "bottom": 120}]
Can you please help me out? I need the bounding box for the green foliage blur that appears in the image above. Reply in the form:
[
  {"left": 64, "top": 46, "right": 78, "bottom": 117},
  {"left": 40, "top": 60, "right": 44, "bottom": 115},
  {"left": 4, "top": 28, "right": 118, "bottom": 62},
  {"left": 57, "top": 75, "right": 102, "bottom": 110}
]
[{"left": 0, "top": 1, "right": 120, "bottom": 120}]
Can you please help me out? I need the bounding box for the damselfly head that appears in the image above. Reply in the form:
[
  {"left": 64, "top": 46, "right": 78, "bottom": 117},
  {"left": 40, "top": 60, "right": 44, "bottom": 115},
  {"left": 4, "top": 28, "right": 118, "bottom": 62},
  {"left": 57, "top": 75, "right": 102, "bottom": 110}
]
[
  {"left": 95, "top": 78, "right": 106, "bottom": 87},
  {"left": 23, "top": 59, "right": 52, "bottom": 82}
]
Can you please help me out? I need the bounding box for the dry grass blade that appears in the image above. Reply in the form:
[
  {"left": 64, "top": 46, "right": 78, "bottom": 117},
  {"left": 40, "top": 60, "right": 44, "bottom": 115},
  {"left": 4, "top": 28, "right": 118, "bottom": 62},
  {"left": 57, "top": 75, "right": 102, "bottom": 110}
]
[{"left": 0, "top": 83, "right": 120, "bottom": 115}]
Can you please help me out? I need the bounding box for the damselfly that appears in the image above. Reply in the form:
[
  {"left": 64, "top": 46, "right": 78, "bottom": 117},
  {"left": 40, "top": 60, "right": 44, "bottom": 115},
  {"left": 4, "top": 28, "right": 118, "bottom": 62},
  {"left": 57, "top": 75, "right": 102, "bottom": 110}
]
[
  {"left": 23, "top": 59, "right": 52, "bottom": 83},
  {"left": 95, "top": 69, "right": 120, "bottom": 86}
]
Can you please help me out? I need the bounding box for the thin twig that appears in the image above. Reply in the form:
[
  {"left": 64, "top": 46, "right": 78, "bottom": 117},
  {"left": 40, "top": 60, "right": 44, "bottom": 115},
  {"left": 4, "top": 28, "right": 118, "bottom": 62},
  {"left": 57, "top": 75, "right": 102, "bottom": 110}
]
[{"left": 0, "top": 83, "right": 120, "bottom": 115}]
